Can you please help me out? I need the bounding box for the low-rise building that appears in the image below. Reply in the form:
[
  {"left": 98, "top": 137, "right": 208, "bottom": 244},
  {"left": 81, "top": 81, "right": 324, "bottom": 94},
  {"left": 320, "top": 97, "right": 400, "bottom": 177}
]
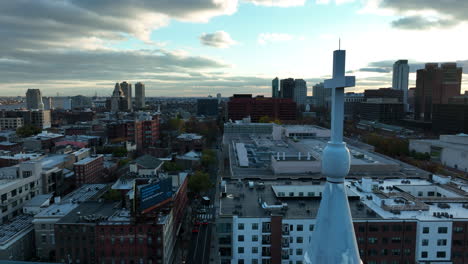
[
  {"left": 174, "top": 133, "right": 205, "bottom": 154},
  {"left": 0, "top": 215, "right": 35, "bottom": 260},
  {"left": 410, "top": 134, "right": 468, "bottom": 172},
  {"left": 0, "top": 117, "right": 24, "bottom": 130},
  {"left": 74, "top": 155, "right": 105, "bottom": 186},
  {"left": 23, "top": 132, "right": 64, "bottom": 152},
  {"left": 32, "top": 184, "right": 107, "bottom": 261}
]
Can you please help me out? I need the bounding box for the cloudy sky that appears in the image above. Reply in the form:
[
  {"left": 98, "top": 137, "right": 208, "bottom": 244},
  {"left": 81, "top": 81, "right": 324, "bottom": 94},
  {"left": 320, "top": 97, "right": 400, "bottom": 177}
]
[{"left": 1, "top": 0, "right": 467, "bottom": 97}]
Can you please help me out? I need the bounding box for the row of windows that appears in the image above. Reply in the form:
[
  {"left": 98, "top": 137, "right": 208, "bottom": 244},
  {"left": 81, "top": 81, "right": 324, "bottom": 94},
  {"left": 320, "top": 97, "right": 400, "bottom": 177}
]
[
  {"left": 420, "top": 251, "right": 446, "bottom": 258},
  {"left": 364, "top": 248, "right": 411, "bottom": 256},
  {"left": 237, "top": 235, "right": 303, "bottom": 244},
  {"left": 358, "top": 237, "right": 410, "bottom": 244},
  {"left": 421, "top": 238, "right": 447, "bottom": 246},
  {"left": 357, "top": 225, "right": 412, "bottom": 232},
  {"left": 237, "top": 223, "right": 314, "bottom": 232},
  {"left": 237, "top": 260, "right": 302, "bottom": 264},
  {"left": 422, "top": 226, "right": 448, "bottom": 234}
]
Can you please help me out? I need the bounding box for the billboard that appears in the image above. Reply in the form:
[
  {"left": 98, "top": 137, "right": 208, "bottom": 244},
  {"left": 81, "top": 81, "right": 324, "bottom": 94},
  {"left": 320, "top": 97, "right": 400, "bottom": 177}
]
[{"left": 139, "top": 178, "right": 173, "bottom": 212}]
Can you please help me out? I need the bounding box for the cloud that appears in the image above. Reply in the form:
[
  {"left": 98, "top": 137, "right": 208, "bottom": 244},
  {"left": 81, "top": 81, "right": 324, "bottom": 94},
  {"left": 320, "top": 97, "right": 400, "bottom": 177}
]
[
  {"left": 359, "top": 67, "right": 391, "bottom": 73},
  {"left": 368, "top": 0, "right": 468, "bottom": 30},
  {"left": 199, "top": 31, "right": 237, "bottom": 48},
  {"left": 244, "top": 0, "right": 306, "bottom": 7},
  {"left": 258, "top": 33, "right": 294, "bottom": 45},
  {"left": 391, "top": 16, "right": 457, "bottom": 30},
  {"left": 0, "top": 0, "right": 238, "bottom": 52}
]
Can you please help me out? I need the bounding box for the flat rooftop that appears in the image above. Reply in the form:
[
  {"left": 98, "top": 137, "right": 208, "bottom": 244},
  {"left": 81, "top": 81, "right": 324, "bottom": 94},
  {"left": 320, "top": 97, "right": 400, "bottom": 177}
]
[
  {"left": 34, "top": 184, "right": 107, "bottom": 219},
  {"left": 219, "top": 179, "right": 381, "bottom": 220},
  {"left": 225, "top": 133, "right": 428, "bottom": 179},
  {"left": 348, "top": 178, "right": 468, "bottom": 221},
  {"left": 74, "top": 155, "right": 102, "bottom": 165}
]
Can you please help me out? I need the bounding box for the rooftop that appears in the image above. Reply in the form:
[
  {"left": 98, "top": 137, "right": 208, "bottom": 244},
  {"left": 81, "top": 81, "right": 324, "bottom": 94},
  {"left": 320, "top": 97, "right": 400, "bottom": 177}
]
[
  {"left": 56, "top": 201, "right": 119, "bottom": 225},
  {"left": 40, "top": 154, "right": 70, "bottom": 169},
  {"left": 177, "top": 133, "right": 203, "bottom": 140},
  {"left": 74, "top": 155, "right": 103, "bottom": 165},
  {"left": 0, "top": 215, "right": 33, "bottom": 246},
  {"left": 219, "top": 179, "right": 380, "bottom": 219},
  {"left": 34, "top": 184, "right": 107, "bottom": 219}
]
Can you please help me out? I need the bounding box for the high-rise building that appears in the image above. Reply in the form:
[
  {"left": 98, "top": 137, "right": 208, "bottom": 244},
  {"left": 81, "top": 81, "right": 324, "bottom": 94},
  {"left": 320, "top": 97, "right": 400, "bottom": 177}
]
[
  {"left": 110, "top": 83, "right": 128, "bottom": 112},
  {"left": 312, "top": 82, "right": 332, "bottom": 108},
  {"left": 120, "top": 81, "right": 132, "bottom": 111},
  {"left": 414, "top": 63, "right": 462, "bottom": 121},
  {"left": 26, "top": 89, "right": 44, "bottom": 110},
  {"left": 217, "top": 93, "right": 222, "bottom": 104},
  {"left": 272, "top": 77, "right": 279, "bottom": 98},
  {"left": 294, "top": 79, "right": 307, "bottom": 107},
  {"left": 135, "top": 82, "right": 145, "bottom": 109},
  {"left": 280, "top": 78, "right": 295, "bottom": 99},
  {"left": 392, "top": 60, "right": 409, "bottom": 111}
]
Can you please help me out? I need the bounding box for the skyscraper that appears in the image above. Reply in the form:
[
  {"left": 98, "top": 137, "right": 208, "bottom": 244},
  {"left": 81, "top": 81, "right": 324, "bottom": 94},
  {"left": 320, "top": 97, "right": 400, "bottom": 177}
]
[
  {"left": 280, "top": 78, "right": 295, "bottom": 99},
  {"left": 26, "top": 89, "right": 44, "bottom": 110},
  {"left": 272, "top": 77, "right": 279, "bottom": 98},
  {"left": 312, "top": 82, "right": 332, "bottom": 108},
  {"left": 414, "top": 63, "right": 462, "bottom": 121},
  {"left": 294, "top": 79, "right": 307, "bottom": 106},
  {"left": 392, "top": 60, "right": 409, "bottom": 112},
  {"left": 111, "top": 83, "right": 125, "bottom": 112},
  {"left": 135, "top": 82, "right": 145, "bottom": 109},
  {"left": 120, "top": 81, "right": 132, "bottom": 111}
]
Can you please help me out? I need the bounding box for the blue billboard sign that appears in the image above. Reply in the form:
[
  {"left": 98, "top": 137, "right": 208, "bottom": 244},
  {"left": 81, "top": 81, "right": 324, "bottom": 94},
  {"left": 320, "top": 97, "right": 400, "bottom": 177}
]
[{"left": 139, "top": 178, "right": 173, "bottom": 212}]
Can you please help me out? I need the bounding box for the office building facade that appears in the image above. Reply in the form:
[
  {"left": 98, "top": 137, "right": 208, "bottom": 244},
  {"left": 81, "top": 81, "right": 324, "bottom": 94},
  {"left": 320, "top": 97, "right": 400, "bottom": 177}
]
[
  {"left": 135, "top": 82, "right": 146, "bottom": 109},
  {"left": 393, "top": 60, "right": 409, "bottom": 111},
  {"left": 26, "top": 89, "right": 44, "bottom": 110},
  {"left": 272, "top": 77, "right": 279, "bottom": 98}
]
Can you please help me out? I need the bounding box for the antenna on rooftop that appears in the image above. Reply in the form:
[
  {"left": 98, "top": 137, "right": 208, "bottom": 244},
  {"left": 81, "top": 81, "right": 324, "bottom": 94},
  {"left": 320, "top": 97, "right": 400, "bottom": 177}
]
[{"left": 339, "top": 38, "right": 341, "bottom": 50}]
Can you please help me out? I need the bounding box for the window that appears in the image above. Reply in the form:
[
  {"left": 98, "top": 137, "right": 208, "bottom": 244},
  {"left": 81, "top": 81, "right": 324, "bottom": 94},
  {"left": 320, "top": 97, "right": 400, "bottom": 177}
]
[
  {"left": 296, "top": 248, "right": 303, "bottom": 255},
  {"left": 297, "top": 225, "right": 303, "bottom": 231},
  {"left": 368, "top": 237, "right": 378, "bottom": 244},
  {"left": 238, "top": 223, "right": 244, "bottom": 230},
  {"left": 296, "top": 237, "right": 303, "bottom": 243},
  {"left": 436, "top": 251, "right": 446, "bottom": 258},
  {"left": 438, "top": 227, "right": 448, "bottom": 234},
  {"left": 252, "top": 260, "right": 258, "bottom": 264},
  {"left": 391, "top": 237, "right": 401, "bottom": 243},
  {"left": 238, "top": 259, "right": 244, "bottom": 264},
  {"left": 309, "top": 225, "right": 314, "bottom": 231},
  {"left": 422, "top": 227, "right": 429, "bottom": 234},
  {"left": 421, "top": 251, "right": 428, "bottom": 258},
  {"left": 252, "top": 223, "right": 258, "bottom": 230},
  {"left": 437, "top": 239, "right": 447, "bottom": 246},
  {"left": 358, "top": 226, "right": 365, "bottom": 232},
  {"left": 41, "top": 235, "right": 47, "bottom": 243},
  {"left": 422, "top": 239, "right": 428, "bottom": 246},
  {"left": 381, "top": 249, "right": 388, "bottom": 256},
  {"left": 428, "top": 191, "right": 435, "bottom": 196},
  {"left": 290, "top": 225, "right": 294, "bottom": 231},
  {"left": 238, "top": 235, "right": 244, "bottom": 242},
  {"left": 252, "top": 235, "right": 258, "bottom": 242},
  {"left": 252, "top": 247, "right": 258, "bottom": 254},
  {"left": 418, "top": 191, "right": 423, "bottom": 197},
  {"left": 454, "top": 226, "right": 464, "bottom": 233},
  {"left": 382, "top": 225, "right": 389, "bottom": 232},
  {"left": 391, "top": 249, "right": 400, "bottom": 256},
  {"left": 238, "top": 247, "right": 244, "bottom": 254},
  {"left": 404, "top": 249, "right": 411, "bottom": 256}
]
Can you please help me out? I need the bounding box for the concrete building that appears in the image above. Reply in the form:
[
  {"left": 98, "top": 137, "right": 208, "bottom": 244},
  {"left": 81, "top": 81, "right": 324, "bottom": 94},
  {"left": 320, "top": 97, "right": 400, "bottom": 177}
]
[
  {"left": 135, "top": 82, "right": 146, "bottom": 109},
  {"left": 120, "top": 81, "right": 133, "bottom": 111},
  {"left": 0, "top": 117, "right": 24, "bottom": 130},
  {"left": 312, "top": 82, "right": 331, "bottom": 109},
  {"left": 26, "top": 89, "right": 44, "bottom": 110},
  {"left": 110, "top": 83, "right": 128, "bottom": 112},
  {"left": 33, "top": 184, "right": 107, "bottom": 261},
  {"left": 0, "top": 161, "right": 42, "bottom": 224},
  {"left": 43, "top": 96, "right": 53, "bottom": 110},
  {"left": 23, "top": 131, "right": 64, "bottom": 152},
  {"left": 415, "top": 63, "right": 462, "bottom": 121},
  {"left": 222, "top": 124, "right": 427, "bottom": 179},
  {"left": 216, "top": 177, "right": 468, "bottom": 264},
  {"left": 294, "top": 79, "right": 307, "bottom": 107},
  {"left": 73, "top": 155, "right": 104, "bottom": 186},
  {"left": 393, "top": 60, "right": 409, "bottom": 111},
  {"left": 410, "top": 134, "right": 468, "bottom": 172},
  {"left": 227, "top": 95, "right": 297, "bottom": 122}
]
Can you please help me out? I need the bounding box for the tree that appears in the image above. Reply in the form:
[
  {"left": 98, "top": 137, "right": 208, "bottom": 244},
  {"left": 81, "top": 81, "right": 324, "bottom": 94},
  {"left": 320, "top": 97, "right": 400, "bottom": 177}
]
[
  {"left": 168, "top": 118, "right": 185, "bottom": 132},
  {"left": 112, "top": 147, "right": 128, "bottom": 157},
  {"left": 163, "top": 162, "right": 183, "bottom": 172},
  {"left": 16, "top": 125, "right": 41, "bottom": 138},
  {"left": 188, "top": 170, "right": 213, "bottom": 194},
  {"left": 201, "top": 149, "right": 216, "bottom": 167}
]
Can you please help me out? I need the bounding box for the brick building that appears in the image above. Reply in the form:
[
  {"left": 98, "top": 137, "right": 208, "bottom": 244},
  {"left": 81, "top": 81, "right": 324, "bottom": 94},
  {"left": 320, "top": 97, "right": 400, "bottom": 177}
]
[
  {"left": 227, "top": 95, "right": 297, "bottom": 122},
  {"left": 73, "top": 155, "right": 104, "bottom": 186}
]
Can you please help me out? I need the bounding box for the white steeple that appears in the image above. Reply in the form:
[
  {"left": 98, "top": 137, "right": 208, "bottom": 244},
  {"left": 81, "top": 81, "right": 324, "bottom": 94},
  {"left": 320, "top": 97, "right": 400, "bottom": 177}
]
[{"left": 304, "top": 49, "right": 361, "bottom": 264}]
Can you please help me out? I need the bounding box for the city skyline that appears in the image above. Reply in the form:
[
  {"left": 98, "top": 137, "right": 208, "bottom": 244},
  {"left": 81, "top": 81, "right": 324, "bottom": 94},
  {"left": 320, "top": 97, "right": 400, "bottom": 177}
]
[{"left": 1, "top": 0, "right": 468, "bottom": 97}]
